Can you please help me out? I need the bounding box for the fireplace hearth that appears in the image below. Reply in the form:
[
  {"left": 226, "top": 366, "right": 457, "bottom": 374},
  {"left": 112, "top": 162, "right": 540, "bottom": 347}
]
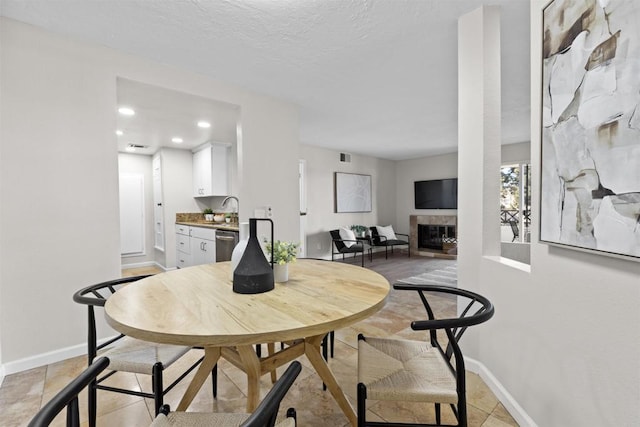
[{"left": 418, "top": 224, "right": 456, "bottom": 250}]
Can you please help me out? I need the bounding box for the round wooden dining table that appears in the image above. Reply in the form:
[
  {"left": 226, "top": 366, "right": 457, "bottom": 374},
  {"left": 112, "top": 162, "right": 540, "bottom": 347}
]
[{"left": 104, "top": 259, "right": 390, "bottom": 426}]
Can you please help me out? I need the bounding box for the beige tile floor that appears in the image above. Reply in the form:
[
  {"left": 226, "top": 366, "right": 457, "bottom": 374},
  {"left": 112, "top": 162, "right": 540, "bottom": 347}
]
[{"left": 1, "top": 262, "right": 518, "bottom": 427}]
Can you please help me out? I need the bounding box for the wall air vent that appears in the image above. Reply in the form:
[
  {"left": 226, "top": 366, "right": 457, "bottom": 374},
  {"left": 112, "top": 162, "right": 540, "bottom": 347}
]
[
  {"left": 339, "top": 153, "right": 351, "bottom": 163},
  {"left": 125, "top": 143, "right": 149, "bottom": 152}
]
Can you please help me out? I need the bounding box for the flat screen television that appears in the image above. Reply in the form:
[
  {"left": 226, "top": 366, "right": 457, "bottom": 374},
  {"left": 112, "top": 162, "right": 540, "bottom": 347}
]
[{"left": 414, "top": 178, "right": 458, "bottom": 209}]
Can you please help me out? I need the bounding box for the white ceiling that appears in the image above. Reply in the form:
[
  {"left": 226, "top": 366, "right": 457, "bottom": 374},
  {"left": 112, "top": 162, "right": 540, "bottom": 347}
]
[
  {"left": 116, "top": 78, "right": 239, "bottom": 154},
  {"left": 0, "top": 0, "right": 531, "bottom": 161}
]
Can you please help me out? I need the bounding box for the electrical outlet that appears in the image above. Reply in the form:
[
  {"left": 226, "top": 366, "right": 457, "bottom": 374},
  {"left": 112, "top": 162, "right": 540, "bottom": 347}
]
[{"left": 267, "top": 206, "right": 273, "bottom": 217}]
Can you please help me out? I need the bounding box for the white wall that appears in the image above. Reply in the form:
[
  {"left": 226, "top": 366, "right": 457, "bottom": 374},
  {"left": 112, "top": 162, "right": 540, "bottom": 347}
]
[
  {"left": 118, "top": 153, "right": 155, "bottom": 266},
  {"left": 300, "top": 145, "right": 396, "bottom": 259},
  {"left": 459, "top": 5, "right": 640, "bottom": 426},
  {"left": 0, "top": 18, "right": 299, "bottom": 371},
  {"left": 502, "top": 141, "right": 530, "bottom": 164}
]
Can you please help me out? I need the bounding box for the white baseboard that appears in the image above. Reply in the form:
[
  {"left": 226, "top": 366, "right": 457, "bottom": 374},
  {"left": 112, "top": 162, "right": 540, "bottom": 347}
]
[
  {"left": 0, "top": 336, "right": 121, "bottom": 377},
  {"left": 465, "top": 356, "right": 538, "bottom": 427},
  {"left": 1, "top": 342, "right": 88, "bottom": 376},
  {"left": 121, "top": 261, "right": 167, "bottom": 271}
]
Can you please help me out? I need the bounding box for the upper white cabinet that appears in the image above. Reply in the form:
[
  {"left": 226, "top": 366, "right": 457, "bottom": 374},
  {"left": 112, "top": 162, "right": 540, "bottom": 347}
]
[{"left": 193, "top": 143, "right": 230, "bottom": 197}]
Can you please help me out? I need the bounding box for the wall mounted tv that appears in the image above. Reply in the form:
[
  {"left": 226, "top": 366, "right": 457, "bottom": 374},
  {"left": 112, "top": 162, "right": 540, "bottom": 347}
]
[{"left": 414, "top": 178, "right": 458, "bottom": 209}]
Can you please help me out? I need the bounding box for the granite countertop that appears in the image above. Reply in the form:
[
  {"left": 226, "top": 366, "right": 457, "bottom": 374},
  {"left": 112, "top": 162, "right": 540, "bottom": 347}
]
[
  {"left": 176, "top": 212, "right": 240, "bottom": 231},
  {"left": 176, "top": 220, "right": 239, "bottom": 232}
]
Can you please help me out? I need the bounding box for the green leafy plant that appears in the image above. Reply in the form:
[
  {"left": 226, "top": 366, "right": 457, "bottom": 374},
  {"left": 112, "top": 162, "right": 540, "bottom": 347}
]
[
  {"left": 263, "top": 239, "right": 299, "bottom": 265},
  {"left": 225, "top": 213, "right": 232, "bottom": 218},
  {"left": 351, "top": 225, "right": 367, "bottom": 234},
  {"left": 203, "top": 208, "right": 214, "bottom": 214}
]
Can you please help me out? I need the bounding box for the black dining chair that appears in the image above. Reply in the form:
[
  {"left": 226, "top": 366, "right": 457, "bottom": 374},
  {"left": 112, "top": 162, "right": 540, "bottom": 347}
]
[
  {"left": 357, "top": 284, "right": 494, "bottom": 427},
  {"left": 73, "top": 275, "right": 216, "bottom": 426}
]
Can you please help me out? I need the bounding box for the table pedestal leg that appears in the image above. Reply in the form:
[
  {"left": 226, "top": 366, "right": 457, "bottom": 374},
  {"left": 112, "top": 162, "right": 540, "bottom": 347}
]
[
  {"left": 304, "top": 334, "right": 357, "bottom": 426},
  {"left": 176, "top": 347, "right": 221, "bottom": 411},
  {"left": 267, "top": 343, "right": 277, "bottom": 383},
  {"left": 237, "top": 344, "right": 262, "bottom": 412}
]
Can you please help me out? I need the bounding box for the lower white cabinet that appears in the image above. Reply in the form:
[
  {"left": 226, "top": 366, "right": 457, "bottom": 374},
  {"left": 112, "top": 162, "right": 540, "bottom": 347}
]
[
  {"left": 175, "top": 225, "right": 192, "bottom": 268},
  {"left": 175, "top": 224, "right": 216, "bottom": 268},
  {"left": 191, "top": 227, "right": 216, "bottom": 265}
]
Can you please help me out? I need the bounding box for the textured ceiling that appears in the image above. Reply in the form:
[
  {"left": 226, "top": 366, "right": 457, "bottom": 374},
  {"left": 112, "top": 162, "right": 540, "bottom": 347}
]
[{"left": 0, "top": 0, "right": 531, "bottom": 160}]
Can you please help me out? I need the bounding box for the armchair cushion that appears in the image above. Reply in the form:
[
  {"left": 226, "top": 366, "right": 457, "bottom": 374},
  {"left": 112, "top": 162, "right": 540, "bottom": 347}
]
[
  {"left": 375, "top": 225, "right": 397, "bottom": 241},
  {"left": 338, "top": 227, "right": 356, "bottom": 248}
]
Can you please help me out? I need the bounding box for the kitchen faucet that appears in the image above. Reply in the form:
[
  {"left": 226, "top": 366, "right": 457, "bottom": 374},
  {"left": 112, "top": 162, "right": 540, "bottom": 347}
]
[{"left": 222, "top": 196, "right": 239, "bottom": 216}]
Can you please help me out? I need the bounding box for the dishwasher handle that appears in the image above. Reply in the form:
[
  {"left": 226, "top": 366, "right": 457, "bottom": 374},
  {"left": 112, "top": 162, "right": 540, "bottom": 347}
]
[{"left": 216, "top": 235, "right": 236, "bottom": 241}]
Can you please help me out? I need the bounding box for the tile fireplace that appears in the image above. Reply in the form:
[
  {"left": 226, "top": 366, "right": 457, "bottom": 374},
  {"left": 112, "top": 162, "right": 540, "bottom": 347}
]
[{"left": 409, "top": 215, "right": 457, "bottom": 258}]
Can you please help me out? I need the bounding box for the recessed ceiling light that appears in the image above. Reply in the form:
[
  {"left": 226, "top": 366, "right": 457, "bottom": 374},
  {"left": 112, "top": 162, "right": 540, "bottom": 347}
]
[
  {"left": 115, "top": 130, "right": 123, "bottom": 136},
  {"left": 172, "top": 137, "right": 183, "bottom": 143},
  {"left": 118, "top": 107, "right": 135, "bottom": 116},
  {"left": 197, "top": 121, "right": 211, "bottom": 128}
]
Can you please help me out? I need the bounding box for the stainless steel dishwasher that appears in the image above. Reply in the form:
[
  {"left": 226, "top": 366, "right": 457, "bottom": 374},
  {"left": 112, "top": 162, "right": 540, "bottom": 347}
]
[{"left": 215, "top": 229, "right": 238, "bottom": 262}]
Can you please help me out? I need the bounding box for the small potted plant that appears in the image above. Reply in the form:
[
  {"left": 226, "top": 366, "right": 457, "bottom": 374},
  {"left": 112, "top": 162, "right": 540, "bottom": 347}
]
[
  {"left": 351, "top": 225, "right": 368, "bottom": 238},
  {"left": 203, "top": 208, "right": 214, "bottom": 222},
  {"left": 263, "top": 239, "right": 299, "bottom": 283},
  {"left": 225, "top": 213, "right": 232, "bottom": 223}
]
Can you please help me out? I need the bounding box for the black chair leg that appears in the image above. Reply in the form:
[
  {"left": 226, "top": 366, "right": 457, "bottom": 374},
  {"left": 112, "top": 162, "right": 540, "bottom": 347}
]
[
  {"left": 330, "top": 331, "right": 335, "bottom": 358},
  {"left": 435, "top": 403, "right": 441, "bottom": 425},
  {"left": 211, "top": 364, "right": 217, "bottom": 398},
  {"left": 322, "top": 334, "right": 328, "bottom": 391},
  {"left": 152, "top": 362, "right": 163, "bottom": 415},
  {"left": 357, "top": 383, "right": 367, "bottom": 427},
  {"left": 88, "top": 379, "right": 97, "bottom": 427}
]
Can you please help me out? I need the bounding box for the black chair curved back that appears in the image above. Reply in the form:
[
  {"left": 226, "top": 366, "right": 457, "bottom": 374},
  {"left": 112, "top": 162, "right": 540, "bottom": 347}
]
[
  {"left": 28, "top": 357, "right": 110, "bottom": 427},
  {"left": 357, "top": 284, "right": 494, "bottom": 427},
  {"left": 73, "top": 275, "right": 207, "bottom": 426}
]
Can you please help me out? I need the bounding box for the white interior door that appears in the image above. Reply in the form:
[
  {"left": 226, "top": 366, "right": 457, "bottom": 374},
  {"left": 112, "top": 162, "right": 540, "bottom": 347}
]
[{"left": 119, "top": 173, "right": 145, "bottom": 255}]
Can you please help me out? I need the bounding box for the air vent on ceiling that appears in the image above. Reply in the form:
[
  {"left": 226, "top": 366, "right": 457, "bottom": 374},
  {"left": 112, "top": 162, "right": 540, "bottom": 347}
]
[
  {"left": 127, "top": 144, "right": 148, "bottom": 149},
  {"left": 339, "top": 152, "right": 351, "bottom": 163}
]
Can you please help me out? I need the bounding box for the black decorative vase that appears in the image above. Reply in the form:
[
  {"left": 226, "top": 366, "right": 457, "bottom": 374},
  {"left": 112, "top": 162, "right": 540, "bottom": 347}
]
[{"left": 233, "top": 218, "right": 274, "bottom": 294}]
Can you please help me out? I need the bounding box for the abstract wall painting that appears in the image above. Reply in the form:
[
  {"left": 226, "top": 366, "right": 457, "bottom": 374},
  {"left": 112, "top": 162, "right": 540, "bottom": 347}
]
[
  {"left": 334, "top": 172, "right": 372, "bottom": 213},
  {"left": 541, "top": 0, "right": 640, "bottom": 260}
]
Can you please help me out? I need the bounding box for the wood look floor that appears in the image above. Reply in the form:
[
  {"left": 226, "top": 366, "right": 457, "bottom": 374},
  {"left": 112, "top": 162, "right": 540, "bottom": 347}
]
[{"left": 1, "top": 250, "right": 518, "bottom": 427}]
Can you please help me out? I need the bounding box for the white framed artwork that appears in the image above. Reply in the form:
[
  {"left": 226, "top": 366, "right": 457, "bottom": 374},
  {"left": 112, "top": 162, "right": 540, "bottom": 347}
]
[
  {"left": 334, "top": 172, "right": 372, "bottom": 213},
  {"left": 540, "top": 0, "right": 640, "bottom": 260}
]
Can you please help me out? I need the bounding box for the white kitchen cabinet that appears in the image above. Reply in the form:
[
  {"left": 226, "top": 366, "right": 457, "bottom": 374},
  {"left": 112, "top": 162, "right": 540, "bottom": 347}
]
[
  {"left": 191, "top": 227, "right": 216, "bottom": 265},
  {"left": 193, "top": 143, "right": 230, "bottom": 197},
  {"left": 175, "top": 224, "right": 192, "bottom": 268}
]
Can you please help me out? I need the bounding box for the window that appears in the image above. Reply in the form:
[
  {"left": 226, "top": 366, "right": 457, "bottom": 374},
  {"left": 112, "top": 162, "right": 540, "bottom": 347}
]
[{"left": 500, "top": 163, "right": 531, "bottom": 263}]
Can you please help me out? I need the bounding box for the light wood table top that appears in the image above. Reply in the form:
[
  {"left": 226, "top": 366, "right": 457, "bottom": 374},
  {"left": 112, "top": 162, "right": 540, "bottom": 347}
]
[{"left": 104, "top": 259, "right": 390, "bottom": 425}]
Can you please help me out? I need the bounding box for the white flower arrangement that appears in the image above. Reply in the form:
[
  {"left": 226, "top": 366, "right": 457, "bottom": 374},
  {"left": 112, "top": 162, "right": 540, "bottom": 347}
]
[{"left": 263, "top": 239, "right": 299, "bottom": 265}]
